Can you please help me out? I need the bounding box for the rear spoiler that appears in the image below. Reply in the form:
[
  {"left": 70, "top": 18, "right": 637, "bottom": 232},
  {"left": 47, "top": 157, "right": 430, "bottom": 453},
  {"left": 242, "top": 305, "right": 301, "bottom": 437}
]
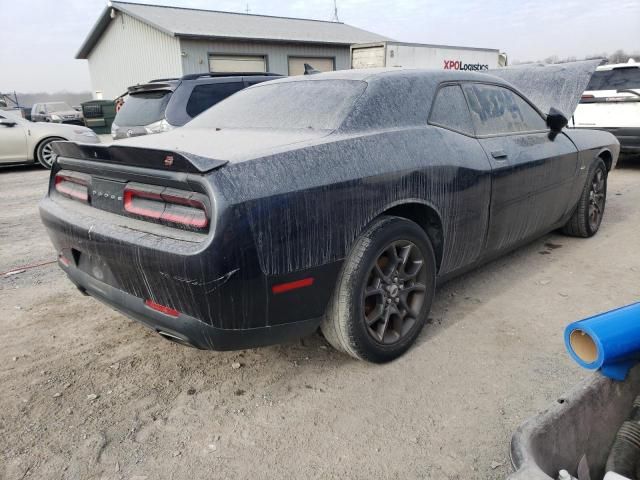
[
  {"left": 51, "top": 141, "right": 228, "bottom": 174},
  {"left": 128, "top": 82, "right": 177, "bottom": 94}
]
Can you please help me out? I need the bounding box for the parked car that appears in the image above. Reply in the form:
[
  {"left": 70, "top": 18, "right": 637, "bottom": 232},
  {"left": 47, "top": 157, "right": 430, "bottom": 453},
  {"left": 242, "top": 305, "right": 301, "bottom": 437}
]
[
  {"left": 0, "top": 110, "right": 99, "bottom": 168},
  {"left": 111, "top": 73, "right": 281, "bottom": 140},
  {"left": 31, "top": 102, "right": 84, "bottom": 125},
  {"left": 40, "top": 69, "right": 619, "bottom": 361},
  {"left": 573, "top": 59, "right": 640, "bottom": 155}
]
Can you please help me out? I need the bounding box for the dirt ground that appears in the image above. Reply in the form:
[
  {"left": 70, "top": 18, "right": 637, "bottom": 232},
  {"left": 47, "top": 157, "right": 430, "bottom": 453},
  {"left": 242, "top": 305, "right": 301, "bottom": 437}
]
[{"left": 1, "top": 160, "right": 639, "bottom": 480}]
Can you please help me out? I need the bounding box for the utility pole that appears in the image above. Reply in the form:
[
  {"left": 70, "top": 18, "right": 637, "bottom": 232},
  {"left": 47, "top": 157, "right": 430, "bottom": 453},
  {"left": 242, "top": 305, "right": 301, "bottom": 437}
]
[
  {"left": 245, "top": 3, "right": 250, "bottom": 14},
  {"left": 331, "top": 0, "right": 339, "bottom": 22}
]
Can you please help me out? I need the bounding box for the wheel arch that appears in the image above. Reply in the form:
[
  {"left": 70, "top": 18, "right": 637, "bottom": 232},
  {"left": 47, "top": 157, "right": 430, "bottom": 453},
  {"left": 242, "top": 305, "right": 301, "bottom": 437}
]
[
  {"left": 377, "top": 200, "right": 445, "bottom": 273},
  {"left": 596, "top": 148, "right": 613, "bottom": 171}
]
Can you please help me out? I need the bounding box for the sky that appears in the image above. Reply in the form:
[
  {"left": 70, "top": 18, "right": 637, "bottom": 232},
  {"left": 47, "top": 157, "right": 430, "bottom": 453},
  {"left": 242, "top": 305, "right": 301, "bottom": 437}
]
[{"left": 1, "top": 0, "right": 639, "bottom": 93}]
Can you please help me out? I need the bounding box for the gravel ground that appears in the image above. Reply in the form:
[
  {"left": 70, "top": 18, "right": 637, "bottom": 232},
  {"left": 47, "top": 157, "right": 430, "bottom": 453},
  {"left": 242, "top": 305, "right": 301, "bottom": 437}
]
[{"left": 1, "top": 159, "right": 639, "bottom": 480}]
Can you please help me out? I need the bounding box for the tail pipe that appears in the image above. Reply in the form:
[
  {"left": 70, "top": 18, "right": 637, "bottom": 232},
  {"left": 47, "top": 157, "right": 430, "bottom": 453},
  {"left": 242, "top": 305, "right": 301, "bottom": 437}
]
[{"left": 156, "top": 330, "right": 197, "bottom": 348}]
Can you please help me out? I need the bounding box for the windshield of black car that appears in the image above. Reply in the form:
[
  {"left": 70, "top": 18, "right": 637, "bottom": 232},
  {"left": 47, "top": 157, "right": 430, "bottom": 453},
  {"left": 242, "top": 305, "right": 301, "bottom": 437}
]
[
  {"left": 586, "top": 67, "right": 640, "bottom": 90},
  {"left": 186, "top": 80, "right": 367, "bottom": 131},
  {"left": 114, "top": 90, "right": 172, "bottom": 126},
  {"left": 47, "top": 102, "right": 73, "bottom": 112}
]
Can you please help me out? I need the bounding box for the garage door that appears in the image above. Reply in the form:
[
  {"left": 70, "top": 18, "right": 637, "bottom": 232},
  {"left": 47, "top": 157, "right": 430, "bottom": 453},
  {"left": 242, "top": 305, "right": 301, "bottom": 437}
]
[
  {"left": 288, "top": 57, "right": 335, "bottom": 76},
  {"left": 209, "top": 55, "right": 266, "bottom": 73}
]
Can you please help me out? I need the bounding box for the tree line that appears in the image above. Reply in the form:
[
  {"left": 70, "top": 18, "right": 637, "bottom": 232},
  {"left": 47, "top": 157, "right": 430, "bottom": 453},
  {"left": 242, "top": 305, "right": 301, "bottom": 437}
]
[
  {"left": 513, "top": 49, "right": 638, "bottom": 66},
  {"left": 1, "top": 91, "right": 92, "bottom": 109}
]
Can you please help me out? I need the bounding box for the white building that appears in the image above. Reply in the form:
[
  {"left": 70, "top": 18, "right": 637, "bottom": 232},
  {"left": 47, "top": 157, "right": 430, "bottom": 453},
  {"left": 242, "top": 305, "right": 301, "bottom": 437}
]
[{"left": 76, "top": 1, "right": 390, "bottom": 99}]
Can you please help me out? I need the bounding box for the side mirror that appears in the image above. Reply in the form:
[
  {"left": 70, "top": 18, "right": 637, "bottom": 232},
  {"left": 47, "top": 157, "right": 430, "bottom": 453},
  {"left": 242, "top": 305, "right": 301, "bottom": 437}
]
[
  {"left": 39, "top": 111, "right": 46, "bottom": 115},
  {"left": 547, "top": 107, "right": 568, "bottom": 140},
  {"left": 0, "top": 119, "right": 17, "bottom": 127}
]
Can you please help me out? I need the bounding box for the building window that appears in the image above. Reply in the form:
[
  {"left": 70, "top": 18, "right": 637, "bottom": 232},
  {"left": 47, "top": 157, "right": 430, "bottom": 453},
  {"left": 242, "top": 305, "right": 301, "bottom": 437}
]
[
  {"left": 209, "top": 55, "right": 267, "bottom": 73},
  {"left": 288, "top": 57, "right": 335, "bottom": 76}
]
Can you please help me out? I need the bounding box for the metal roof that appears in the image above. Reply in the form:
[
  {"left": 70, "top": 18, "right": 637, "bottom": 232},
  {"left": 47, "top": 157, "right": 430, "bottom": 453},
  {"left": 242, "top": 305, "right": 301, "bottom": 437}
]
[
  {"left": 352, "top": 41, "right": 500, "bottom": 53},
  {"left": 77, "top": 1, "right": 392, "bottom": 59}
]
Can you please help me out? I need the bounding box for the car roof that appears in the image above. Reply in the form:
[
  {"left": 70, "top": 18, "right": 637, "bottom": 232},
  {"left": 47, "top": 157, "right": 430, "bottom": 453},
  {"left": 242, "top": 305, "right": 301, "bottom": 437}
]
[
  {"left": 128, "top": 72, "right": 283, "bottom": 93},
  {"left": 261, "top": 68, "right": 508, "bottom": 86},
  {"left": 181, "top": 72, "right": 282, "bottom": 81},
  {"left": 596, "top": 59, "right": 638, "bottom": 71}
]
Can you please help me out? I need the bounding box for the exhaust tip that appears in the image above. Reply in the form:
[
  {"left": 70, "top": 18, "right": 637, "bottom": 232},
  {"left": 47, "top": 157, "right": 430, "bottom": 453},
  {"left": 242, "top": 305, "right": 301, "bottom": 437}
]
[{"left": 157, "top": 330, "right": 196, "bottom": 348}]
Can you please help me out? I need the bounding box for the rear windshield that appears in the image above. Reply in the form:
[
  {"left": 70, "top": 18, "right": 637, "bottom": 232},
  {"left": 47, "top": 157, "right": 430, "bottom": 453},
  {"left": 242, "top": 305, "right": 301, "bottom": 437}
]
[
  {"left": 586, "top": 67, "right": 640, "bottom": 91},
  {"left": 186, "top": 80, "right": 367, "bottom": 131},
  {"left": 115, "top": 91, "right": 171, "bottom": 126}
]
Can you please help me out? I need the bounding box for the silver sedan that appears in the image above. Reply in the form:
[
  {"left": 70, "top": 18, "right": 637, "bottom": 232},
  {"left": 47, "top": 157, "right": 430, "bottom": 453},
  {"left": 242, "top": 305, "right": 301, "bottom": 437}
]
[{"left": 0, "top": 110, "right": 100, "bottom": 168}]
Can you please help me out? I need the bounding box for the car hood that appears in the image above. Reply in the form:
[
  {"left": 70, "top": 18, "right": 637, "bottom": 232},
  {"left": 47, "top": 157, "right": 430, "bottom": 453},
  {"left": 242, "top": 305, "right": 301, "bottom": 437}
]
[
  {"left": 30, "top": 121, "right": 91, "bottom": 135},
  {"left": 488, "top": 59, "right": 601, "bottom": 119},
  {"left": 51, "top": 110, "right": 81, "bottom": 116},
  {"left": 113, "top": 127, "right": 331, "bottom": 163}
]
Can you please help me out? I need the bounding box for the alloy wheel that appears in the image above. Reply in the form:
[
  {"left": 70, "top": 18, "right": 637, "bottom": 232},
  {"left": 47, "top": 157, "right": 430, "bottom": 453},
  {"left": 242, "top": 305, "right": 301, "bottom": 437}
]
[
  {"left": 39, "top": 141, "right": 56, "bottom": 167},
  {"left": 362, "top": 240, "right": 428, "bottom": 345}
]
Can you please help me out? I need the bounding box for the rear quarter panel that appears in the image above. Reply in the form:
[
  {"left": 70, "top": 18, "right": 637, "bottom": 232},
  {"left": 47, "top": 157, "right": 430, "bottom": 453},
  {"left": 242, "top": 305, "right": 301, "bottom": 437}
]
[{"left": 209, "top": 126, "right": 492, "bottom": 279}]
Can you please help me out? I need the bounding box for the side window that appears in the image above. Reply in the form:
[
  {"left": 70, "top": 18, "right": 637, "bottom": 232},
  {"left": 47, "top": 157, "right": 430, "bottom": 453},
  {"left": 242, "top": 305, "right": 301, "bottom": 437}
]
[
  {"left": 463, "top": 84, "right": 547, "bottom": 136},
  {"left": 185, "top": 82, "right": 246, "bottom": 118},
  {"left": 429, "top": 85, "right": 474, "bottom": 136},
  {"left": 587, "top": 67, "right": 640, "bottom": 91}
]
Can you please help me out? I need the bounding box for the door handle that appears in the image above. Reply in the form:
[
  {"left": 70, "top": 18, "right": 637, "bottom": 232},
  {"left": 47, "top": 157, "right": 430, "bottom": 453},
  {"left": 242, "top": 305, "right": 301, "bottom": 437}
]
[{"left": 491, "top": 150, "right": 508, "bottom": 159}]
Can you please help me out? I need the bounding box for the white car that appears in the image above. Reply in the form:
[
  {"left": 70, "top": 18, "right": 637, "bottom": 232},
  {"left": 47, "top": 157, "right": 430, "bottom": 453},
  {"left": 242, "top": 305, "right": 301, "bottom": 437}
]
[
  {"left": 573, "top": 59, "right": 640, "bottom": 155},
  {"left": 0, "top": 110, "right": 100, "bottom": 168}
]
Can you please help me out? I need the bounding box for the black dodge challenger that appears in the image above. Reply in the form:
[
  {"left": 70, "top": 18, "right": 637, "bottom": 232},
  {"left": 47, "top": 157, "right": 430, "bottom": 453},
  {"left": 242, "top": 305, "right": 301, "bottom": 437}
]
[{"left": 40, "top": 67, "right": 619, "bottom": 362}]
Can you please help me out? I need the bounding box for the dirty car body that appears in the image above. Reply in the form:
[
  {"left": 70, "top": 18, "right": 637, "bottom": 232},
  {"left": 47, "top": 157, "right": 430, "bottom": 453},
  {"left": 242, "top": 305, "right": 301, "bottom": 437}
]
[{"left": 39, "top": 68, "right": 619, "bottom": 355}]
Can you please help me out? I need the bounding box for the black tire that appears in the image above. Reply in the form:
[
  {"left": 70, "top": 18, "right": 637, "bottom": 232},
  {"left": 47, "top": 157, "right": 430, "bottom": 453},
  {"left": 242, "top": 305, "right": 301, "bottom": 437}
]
[
  {"left": 35, "top": 137, "right": 64, "bottom": 169},
  {"left": 321, "top": 216, "right": 436, "bottom": 362},
  {"left": 562, "top": 159, "right": 608, "bottom": 238}
]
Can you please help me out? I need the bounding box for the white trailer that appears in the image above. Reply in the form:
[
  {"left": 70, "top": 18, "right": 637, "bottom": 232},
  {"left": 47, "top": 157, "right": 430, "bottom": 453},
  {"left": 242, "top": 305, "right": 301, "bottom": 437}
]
[{"left": 351, "top": 41, "right": 506, "bottom": 71}]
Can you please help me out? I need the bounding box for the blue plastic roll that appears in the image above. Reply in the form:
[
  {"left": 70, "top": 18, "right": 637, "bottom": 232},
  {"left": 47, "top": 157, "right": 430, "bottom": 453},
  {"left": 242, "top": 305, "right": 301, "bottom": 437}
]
[{"left": 564, "top": 302, "right": 640, "bottom": 381}]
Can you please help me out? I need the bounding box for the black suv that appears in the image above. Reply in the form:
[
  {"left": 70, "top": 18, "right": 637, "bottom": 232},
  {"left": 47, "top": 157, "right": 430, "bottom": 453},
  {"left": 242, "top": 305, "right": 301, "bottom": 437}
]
[{"left": 111, "top": 73, "right": 281, "bottom": 140}]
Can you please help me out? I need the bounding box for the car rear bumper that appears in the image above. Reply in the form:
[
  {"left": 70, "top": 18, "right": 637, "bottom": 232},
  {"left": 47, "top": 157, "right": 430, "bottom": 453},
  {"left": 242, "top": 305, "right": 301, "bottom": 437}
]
[
  {"left": 39, "top": 191, "right": 339, "bottom": 350},
  {"left": 62, "top": 259, "right": 321, "bottom": 350}
]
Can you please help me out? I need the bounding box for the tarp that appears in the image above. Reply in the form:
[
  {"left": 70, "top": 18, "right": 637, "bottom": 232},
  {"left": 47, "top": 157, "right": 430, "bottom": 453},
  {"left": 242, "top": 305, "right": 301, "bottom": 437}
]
[{"left": 488, "top": 59, "right": 601, "bottom": 119}]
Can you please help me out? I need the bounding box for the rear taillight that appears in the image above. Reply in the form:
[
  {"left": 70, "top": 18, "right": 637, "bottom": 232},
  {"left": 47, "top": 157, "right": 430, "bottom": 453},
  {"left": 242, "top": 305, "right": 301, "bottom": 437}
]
[
  {"left": 123, "top": 183, "right": 209, "bottom": 230},
  {"left": 55, "top": 171, "right": 90, "bottom": 202},
  {"left": 580, "top": 94, "right": 595, "bottom": 103}
]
